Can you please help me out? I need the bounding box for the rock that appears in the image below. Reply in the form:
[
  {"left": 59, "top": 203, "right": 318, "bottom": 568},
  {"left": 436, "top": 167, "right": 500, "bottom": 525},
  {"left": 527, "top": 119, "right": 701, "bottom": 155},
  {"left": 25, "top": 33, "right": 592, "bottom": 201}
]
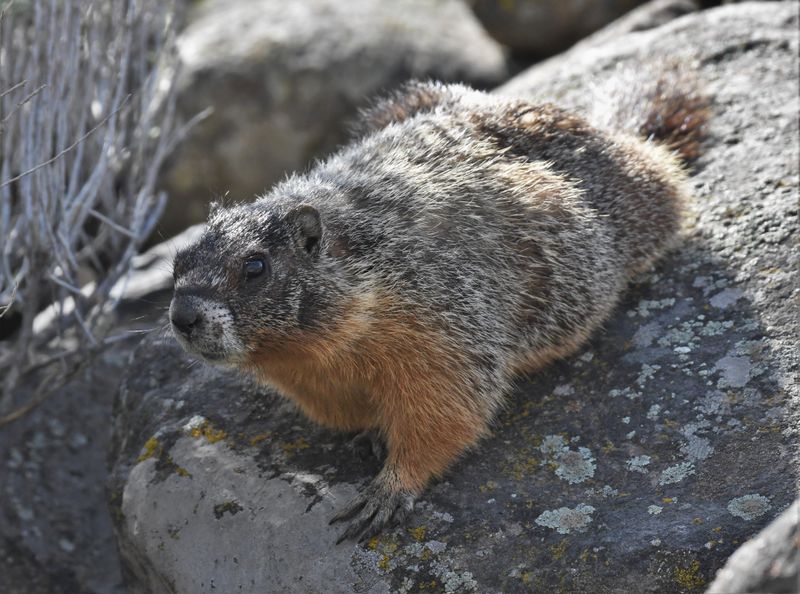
[
  {"left": 0, "top": 339, "right": 156, "bottom": 594},
  {"left": 706, "top": 498, "right": 800, "bottom": 593},
  {"left": 576, "top": 0, "right": 699, "bottom": 48},
  {"left": 466, "top": 0, "right": 647, "bottom": 56},
  {"left": 0, "top": 231, "right": 202, "bottom": 594},
  {"left": 156, "top": 0, "right": 508, "bottom": 240},
  {"left": 109, "top": 2, "right": 800, "bottom": 592}
]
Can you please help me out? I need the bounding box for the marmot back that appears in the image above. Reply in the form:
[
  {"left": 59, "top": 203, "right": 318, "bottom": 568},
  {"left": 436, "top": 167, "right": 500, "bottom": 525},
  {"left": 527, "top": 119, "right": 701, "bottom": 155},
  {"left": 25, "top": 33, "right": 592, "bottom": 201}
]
[{"left": 170, "top": 72, "right": 708, "bottom": 542}]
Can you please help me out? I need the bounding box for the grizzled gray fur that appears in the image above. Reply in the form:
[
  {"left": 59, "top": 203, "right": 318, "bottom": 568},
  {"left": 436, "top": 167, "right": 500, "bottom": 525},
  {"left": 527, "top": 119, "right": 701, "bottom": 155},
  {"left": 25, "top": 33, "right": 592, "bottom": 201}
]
[{"left": 170, "top": 76, "right": 707, "bottom": 542}]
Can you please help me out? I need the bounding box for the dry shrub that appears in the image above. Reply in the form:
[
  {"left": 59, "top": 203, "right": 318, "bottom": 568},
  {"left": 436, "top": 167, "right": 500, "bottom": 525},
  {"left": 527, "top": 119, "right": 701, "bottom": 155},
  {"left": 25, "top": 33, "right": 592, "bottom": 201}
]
[{"left": 0, "top": 0, "right": 181, "bottom": 418}]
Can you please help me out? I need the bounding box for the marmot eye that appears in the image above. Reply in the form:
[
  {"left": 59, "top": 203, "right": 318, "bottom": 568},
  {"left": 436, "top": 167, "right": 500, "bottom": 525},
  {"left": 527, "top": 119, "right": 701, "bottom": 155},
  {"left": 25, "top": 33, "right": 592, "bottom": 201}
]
[{"left": 244, "top": 258, "right": 266, "bottom": 279}]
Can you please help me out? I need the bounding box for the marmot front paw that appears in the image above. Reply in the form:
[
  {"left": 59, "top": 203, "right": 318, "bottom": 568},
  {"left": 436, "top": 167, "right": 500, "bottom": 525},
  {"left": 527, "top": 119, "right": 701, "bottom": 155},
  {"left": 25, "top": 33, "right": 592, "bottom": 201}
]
[{"left": 330, "top": 478, "right": 415, "bottom": 543}]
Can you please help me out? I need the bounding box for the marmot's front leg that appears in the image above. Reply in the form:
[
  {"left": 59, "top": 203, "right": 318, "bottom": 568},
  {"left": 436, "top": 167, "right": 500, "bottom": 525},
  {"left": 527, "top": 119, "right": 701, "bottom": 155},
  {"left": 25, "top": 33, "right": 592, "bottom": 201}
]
[
  {"left": 329, "top": 464, "right": 415, "bottom": 544},
  {"left": 330, "top": 379, "right": 487, "bottom": 543}
]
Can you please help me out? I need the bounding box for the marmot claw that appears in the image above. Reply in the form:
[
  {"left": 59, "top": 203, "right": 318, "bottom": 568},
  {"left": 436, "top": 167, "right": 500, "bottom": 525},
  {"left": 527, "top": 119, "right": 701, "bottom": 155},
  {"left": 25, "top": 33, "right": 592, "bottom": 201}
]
[{"left": 330, "top": 481, "right": 415, "bottom": 544}]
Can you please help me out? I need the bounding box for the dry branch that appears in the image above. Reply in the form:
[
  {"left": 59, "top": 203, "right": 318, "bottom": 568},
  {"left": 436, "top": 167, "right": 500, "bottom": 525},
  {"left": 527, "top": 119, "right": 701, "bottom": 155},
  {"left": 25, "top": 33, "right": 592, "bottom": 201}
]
[{"left": 0, "top": 0, "right": 180, "bottom": 415}]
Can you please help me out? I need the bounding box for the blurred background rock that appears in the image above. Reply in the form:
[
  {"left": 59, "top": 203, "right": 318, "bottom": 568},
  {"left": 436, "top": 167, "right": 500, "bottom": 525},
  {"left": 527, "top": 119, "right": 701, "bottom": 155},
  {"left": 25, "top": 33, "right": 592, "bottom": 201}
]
[
  {"left": 467, "top": 0, "right": 647, "bottom": 56},
  {"left": 154, "top": 0, "right": 508, "bottom": 240},
  {"left": 154, "top": 0, "right": 774, "bottom": 240}
]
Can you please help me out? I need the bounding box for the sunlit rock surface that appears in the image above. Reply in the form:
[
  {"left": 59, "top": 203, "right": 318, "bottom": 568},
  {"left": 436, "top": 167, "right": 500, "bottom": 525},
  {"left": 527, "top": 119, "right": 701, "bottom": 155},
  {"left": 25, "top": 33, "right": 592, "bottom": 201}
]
[{"left": 109, "top": 3, "right": 799, "bottom": 592}]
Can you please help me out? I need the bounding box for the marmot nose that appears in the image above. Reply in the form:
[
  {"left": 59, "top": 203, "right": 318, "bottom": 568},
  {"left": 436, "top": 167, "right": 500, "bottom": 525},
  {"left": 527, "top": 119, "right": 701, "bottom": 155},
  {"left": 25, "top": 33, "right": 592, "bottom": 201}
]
[{"left": 170, "top": 298, "right": 201, "bottom": 335}]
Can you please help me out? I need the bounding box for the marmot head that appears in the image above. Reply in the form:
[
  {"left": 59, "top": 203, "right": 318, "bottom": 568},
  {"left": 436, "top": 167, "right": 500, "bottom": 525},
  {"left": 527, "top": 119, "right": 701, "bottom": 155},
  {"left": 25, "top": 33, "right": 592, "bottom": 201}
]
[{"left": 169, "top": 198, "right": 337, "bottom": 365}]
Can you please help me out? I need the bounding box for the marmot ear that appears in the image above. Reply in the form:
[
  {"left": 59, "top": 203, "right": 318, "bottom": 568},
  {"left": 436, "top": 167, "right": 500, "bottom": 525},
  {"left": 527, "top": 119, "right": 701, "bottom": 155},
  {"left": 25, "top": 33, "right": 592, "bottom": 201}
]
[{"left": 285, "top": 204, "right": 322, "bottom": 257}]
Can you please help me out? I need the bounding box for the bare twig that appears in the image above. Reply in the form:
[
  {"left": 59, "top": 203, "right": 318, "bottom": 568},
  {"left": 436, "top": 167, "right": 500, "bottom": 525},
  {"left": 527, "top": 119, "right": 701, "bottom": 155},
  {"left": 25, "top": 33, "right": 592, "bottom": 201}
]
[
  {"left": 1, "top": 82, "right": 47, "bottom": 126},
  {"left": 0, "top": 94, "right": 131, "bottom": 188},
  {"left": 0, "top": 79, "right": 28, "bottom": 100},
  {"left": 0, "top": 350, "right": 90, "bottom": 427},
  {"left": 0, "top": 0, "right": 180, "bottom": 415}
]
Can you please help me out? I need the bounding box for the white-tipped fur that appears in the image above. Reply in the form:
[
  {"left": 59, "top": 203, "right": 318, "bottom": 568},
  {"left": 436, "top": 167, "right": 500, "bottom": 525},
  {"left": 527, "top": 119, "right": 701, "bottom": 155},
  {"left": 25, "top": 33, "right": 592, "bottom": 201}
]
[
  {"left": 171, "top": 77, "right": 708, "bottom": 541},
  {"left": 172, "top": 296, "right": 244, "bottom": 362}
]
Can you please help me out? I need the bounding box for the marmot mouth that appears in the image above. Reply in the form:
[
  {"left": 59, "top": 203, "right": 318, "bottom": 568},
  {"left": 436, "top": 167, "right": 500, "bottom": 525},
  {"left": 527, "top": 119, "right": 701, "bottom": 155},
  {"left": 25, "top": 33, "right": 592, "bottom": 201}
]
[
  {"left": 196, "top": 350, "right": 224, "bottom": 362},
  {"left": 172, "top": 331, "right": 226, "bottom": 363}
]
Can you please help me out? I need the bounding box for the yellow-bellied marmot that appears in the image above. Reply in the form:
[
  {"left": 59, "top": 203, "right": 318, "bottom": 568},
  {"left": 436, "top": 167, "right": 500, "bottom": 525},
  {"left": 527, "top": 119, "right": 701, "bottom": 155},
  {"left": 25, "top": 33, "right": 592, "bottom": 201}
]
[{"left": 169, "top": 70, "right": 707, "bottom": 542}]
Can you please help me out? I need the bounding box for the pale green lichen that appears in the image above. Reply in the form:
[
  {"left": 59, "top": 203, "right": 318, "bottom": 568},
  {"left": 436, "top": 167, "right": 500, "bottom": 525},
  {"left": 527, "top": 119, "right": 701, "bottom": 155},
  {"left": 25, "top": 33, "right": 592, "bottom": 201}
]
[
  {"left": 600, "top": 485, "right": 618, "bottom": 498},
  {"left": 554, "top": 447, "right": 595, "bottom": 484},
  {"left": 709, "top": 288, "right": 743, "bottom": 309},
  {"left": 637, "top": 364, "right": 661, "bottom": 387},
  {"left": 626, "top": 455, "right": 651, "bottom": 473},
  {"left": 430, "top": 561, "right": 478, "bottom": 593},
  {"left": 553, "top": 384, "right": 574, "bottom": 396},
  {"left": 539, "top": 435, "right": 595, "bottom": 484},
  {"left": 539, "top": 434, "right": 568, "bottom": 456},
  {"left": 535, "top": 504, "right": 595, "bottom": 534},
  {"left": 727, "top": 494, "right": 772, "bottom": 520},
  {"left": 629, "top": 298, "right": 675, "bottom": 317},
  {"left": 699, "top": 320, "right": 734, "bottom": 336},
  {"left": 647, "top": 505, "right": 663, "bottom": 515},
  {"left": 680, "top": 421, "right": 714, "bottom": 462},
  {"left": 431, "top": 511, "right": 453, "bottom": 523},
  {"left": 657, "top": 322, "right": 698, "bottom": 348},
  {"left": 716, "top": 355, "right": 752, "bottom": 388},
  {"left": 681, "top": 435, "right": 713, "bottom": 462},
  {"left": 659, "top": 462, "right": 695, "bottom": 485},
  {"left": 609, "top": 386, "right": 642, "bottom": 400}
]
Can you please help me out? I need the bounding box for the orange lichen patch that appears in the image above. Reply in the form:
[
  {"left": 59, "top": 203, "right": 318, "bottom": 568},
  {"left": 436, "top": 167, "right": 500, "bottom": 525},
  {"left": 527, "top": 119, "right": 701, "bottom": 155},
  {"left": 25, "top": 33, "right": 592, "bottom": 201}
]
[
  {"left": 377, "top": 555, "right": 391, "bottom": 571},
  {"left": 279, "top": 438, "right": 310, "bottom": 456},
  {"left": 601, "top": 440, "right": 616, "bottom": 454},
  {"left": 550, "top": 539, "right": 568, "bottom": 560},
  {"left": 502, "top": 456, "right": 539, "bottom": 480},
  {"left": 188, "top": 421, "right": 227, "bottom": 444},
  {"left": 248, "top": 432, "right": 271, "bottom": 446},
  {"left": 137, "top": 437, "right": 161, "bottom": 463},
  {"left": 479, "top": 481, "right": 499, "bottom": 493},
  {"left": 674, "top": 560, "right": 706, "bottom": 590},
  {"left": 174, "top": 465, "right": 191, "bottom": 478}
]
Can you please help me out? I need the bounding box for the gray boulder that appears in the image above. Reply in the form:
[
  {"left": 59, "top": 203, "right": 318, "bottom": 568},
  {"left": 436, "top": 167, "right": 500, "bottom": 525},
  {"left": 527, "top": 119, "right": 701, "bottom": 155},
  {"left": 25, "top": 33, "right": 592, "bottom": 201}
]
[
  {"left": 156, "top": 0, "right": 508, "bottom": 239},
  {"left": 466, "top": 0, "right": 647, "bottom": 55},
  {"left": 109, "top": 2, "right": 799, "bottom": 592},
  {"left": 706, "top": 498, "right": 800, "bottom": 593}
]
